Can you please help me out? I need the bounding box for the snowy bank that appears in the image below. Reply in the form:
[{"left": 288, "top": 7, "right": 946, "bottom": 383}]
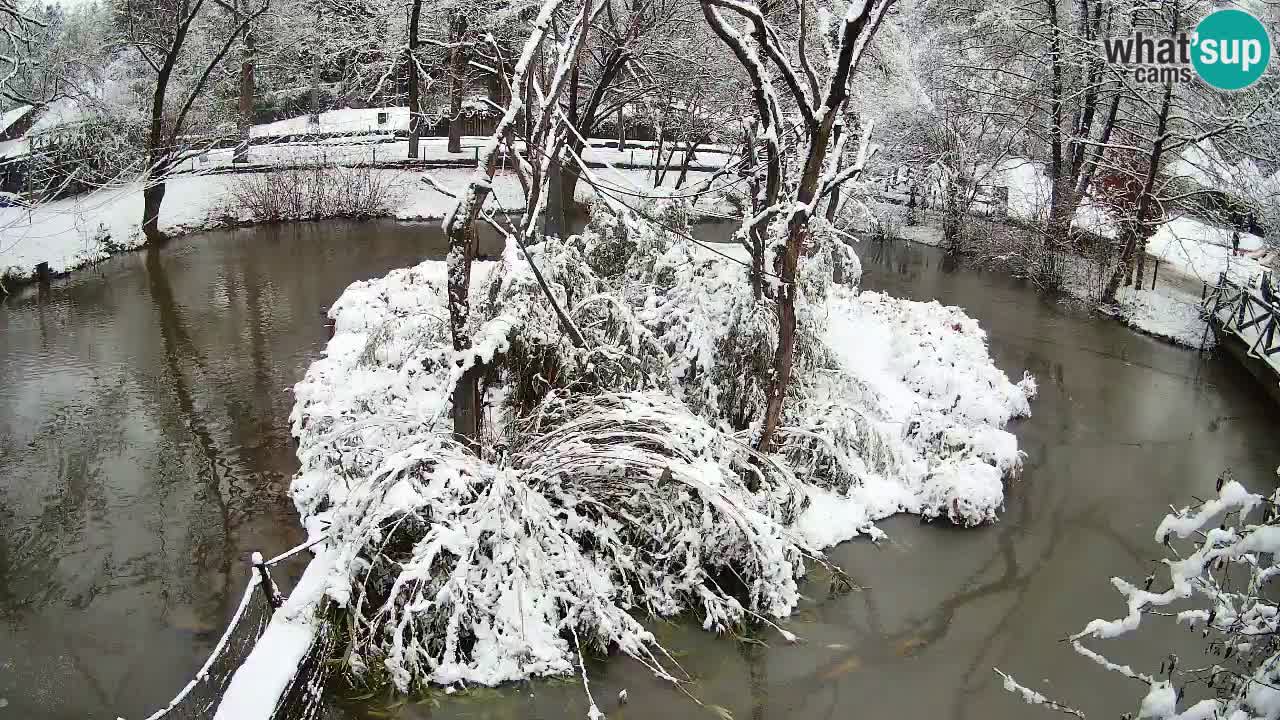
[
  {"left": 286, "top": 201, "right": 1034, "bottom": 694},
  {"left": 0, "top": 153, "right": 723, "bottom": 284},
  {"left": 1146, "top": 214, "right": 1266, "bottom": 284}
]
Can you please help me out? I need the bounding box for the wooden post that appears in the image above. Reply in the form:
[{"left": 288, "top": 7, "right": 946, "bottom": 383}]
[
  {"left": 36, "top": 261, "right": 50, "bottom": 284},
  {"left": 252, "top": 551, "right": 284, "bottom": 609},
  {"left": 1151, "top": 258, "right": 1159, "bottom": 290}
]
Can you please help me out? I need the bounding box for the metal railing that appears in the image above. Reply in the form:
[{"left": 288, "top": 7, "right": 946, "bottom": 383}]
[{"left": 1202, "top": 273, "right": 1280, "bottom": 362}]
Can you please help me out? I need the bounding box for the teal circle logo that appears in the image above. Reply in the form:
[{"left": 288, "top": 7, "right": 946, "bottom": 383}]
[{"left": 1192, "top": 9, "right": 1271, "bottom": 90}]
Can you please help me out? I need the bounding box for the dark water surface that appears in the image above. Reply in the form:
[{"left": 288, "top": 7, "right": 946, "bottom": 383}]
[
  {"left": 1, "top": 225, "right": 1278, "bottom": 720},
  {"left": 0, "top": 221, "right": 457, "bottom": 719}
]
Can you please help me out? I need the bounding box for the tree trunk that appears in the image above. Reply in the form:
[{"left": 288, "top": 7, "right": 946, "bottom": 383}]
[
  {"left": 559, "top": 141, "right": 581, "bottom": 220},
  {"left": 824, "top": 124, "right": 844, "bottom": 221},
  {"left": 758, "top": 107, "right": 843, "bottom": 453},
  {"left": 234, "top": 20, "right": 255, "bottom": 163},
  {"left": 1041, "top": 179, "right": 1074, "bottom": 285},
  {"left": 447, "top": 14, "right": 468, "bottom": 154},
  {"left": 144, "top": 38, "right": 173, "bottom": 246},
  {"left": 543, "top": 155, "right": 566, "bottom": 238},
  {"left": 447, "top": 213, "right": 482, "bottom": 445},
  {"left": 674, "top": 141, "right": 697, "bottom": 189},
  {"left": 143, "top": 179, "right": 167, "bottom": 245},
  {"left": 406, "top": 0, "right": 423, "bottom": 159},
  {"left": 616, "top": 105, "right": 625, "bottom": 150},
  {"left": 1042, "top": 0, "right": 1066, "bottom": 284},
  {"left": 1103, "top": 80, "right": 1174, "bottom": 303},
  {"left": 741, "top": 119, "right": 765, "bottom": 301}
]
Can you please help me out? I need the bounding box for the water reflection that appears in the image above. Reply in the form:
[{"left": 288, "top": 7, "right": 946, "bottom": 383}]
[{"left": 0, "top": 221, "right": 437, "bottom": 719}]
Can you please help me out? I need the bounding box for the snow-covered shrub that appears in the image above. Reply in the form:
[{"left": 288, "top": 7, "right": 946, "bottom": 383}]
[
  {"left": 481, "top": 233, "right": 675, "bottom": 418},
  {"left": 290, "top": 197, "right": 1035, "bottom": 698},
  {"left": 781, "top": 391, "right": 906, "bottom": 495},
  {"left": 1000, "top": 470, "right": 1280, "bottom": 720},
  {"left": 25, "top": 110, "right": 146, "bottom": 199},
  {"left": 575, "top": 207, "right": 637, "bottom": 278},
  {"left": 226, "top": 162, "right": 402, "bottom": 223},
  {"left": 309, "top": 389, "right": 824, "bottom": 693}
]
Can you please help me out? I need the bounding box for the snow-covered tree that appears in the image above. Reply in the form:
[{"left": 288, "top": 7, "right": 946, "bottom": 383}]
[
  {"left": 699, "top": 0, "right": 894, "bottom": 451},
  {"left": 110, "top": 0, "right": 268, "bottom": 243},
  {"left": 0, "top": 0, "right": 47, "bottom": 104},
  {"left": 1000, "top": 470, "right": 1280, "bottom": 720}
]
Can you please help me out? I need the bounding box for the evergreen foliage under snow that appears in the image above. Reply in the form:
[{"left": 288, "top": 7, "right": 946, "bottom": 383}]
[{"left": 289, "top": 199, "right": 1034, "bottom": 692}]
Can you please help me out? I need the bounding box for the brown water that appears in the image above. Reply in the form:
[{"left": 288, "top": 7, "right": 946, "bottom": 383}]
[{"left": 0, "top": 225, "right": 1276, "bottom": 720}]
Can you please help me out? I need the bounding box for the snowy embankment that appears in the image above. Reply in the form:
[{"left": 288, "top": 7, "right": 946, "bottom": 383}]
[
  {"left": 869, "top": 182, "right": 1266, "bottom": 348},
  {"left": 283, "top": 203, "right": 1033, "bottom": 695},
  {"left": 0, "top": 147, "right": 724, "bottom": 283},
  {"left": 1093, "top": 216, "right": 1268, "bottom": 348}
]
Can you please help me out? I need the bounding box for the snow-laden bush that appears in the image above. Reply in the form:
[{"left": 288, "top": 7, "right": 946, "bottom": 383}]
[
  {"left": 1000, "top": 470, "right": 1280, "bottom": 720},
  {"left": 225, "top": 163, "right": 402, "bottom": 223},
  {"left": 291, "top": 199, "right": 1034, "bottom": 697},
  {"left": 320, "top": 391, "right": 823, "bottom": 692},
  {"left": 26, "top": 110, "right": 147, "bottom": 199}
]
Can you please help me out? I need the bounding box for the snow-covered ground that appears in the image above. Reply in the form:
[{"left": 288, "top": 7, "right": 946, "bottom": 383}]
[
  {"left": 0, "top": 144, "right": 729, "bottom": 282},
  {"left": 865, "top": 192, "right": 1270, "bottom": 349},
  {"left": 1104, "top": 283, "right": 1212, "bottom": 348},
  {"left": 1098, "top": 216, "right": 1270, "bottom": 348},
  {"left": 1147, "top": 214, "right": 1267, "bottom": 284}
]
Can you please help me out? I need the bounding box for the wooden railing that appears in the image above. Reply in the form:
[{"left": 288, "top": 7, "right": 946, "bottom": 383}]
[{"left": 135, "top": 538, "right": 331, "bottom": 720}]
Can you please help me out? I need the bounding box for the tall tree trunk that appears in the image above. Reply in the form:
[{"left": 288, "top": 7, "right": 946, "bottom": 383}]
[
  {"left": 234, "top": 16, "right": 255, "bottom": 163},
  {"left": 758, "top": 106, "right": 843, "bottom": 453},
  {"left": 1041, "top": 0, "right": 1066, "bottom": 284},
  {"left": 824, "top": 123, "right": 844, "bottom": 221},
  {"left": 616, "top": 105, "right": 625, "bottom": 150},
  {"left": 447, "top": 14, "right": 468, "bottom": 154},
  {"left": 406, "top": 0, "right": 423, "bottom": 159},
  {"left": 741, "top": 119, "right": 765, "bottom": 301},
  {"left": 544, "top": 154, "right": 566, "bottom": 237},
  {"left": 144, "top": 39, "right": 174, "bottom": 245},
  {"left": 1104, "top": 80, "right": 1174, "bottom": 303},
  {"left": 142, "top": 177, "right": 167, "bottom": 245}
]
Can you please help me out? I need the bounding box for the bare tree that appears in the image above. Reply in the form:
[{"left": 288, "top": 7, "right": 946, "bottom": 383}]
[
  {"left": 438, "top": 0, "right": 595, "bottom": 445},
  {"left": 700, "top": 0, "right": 893, "bottom": 452},
  {"left": 0, "top": 0, "right": 46, "bottom": 104},
  {"left": 114, "top": 0, "right": 269, "bottom": 244}
]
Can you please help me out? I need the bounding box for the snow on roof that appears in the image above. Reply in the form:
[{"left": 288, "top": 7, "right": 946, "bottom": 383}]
[
  {"left": 251, "top": 101, "right": 498, "bottom": 139},
  {"left": 0, "top": 138, "right": 26, "bottom": 161},
  {"left": 1170, "top": 141, "right": 1231, "bottom": 190},
  {"left": 1169, "top": 140, "right": 1279, "bottom": 201},
  {"left": 251, "top": 107, "right": 412, "bottom": 138},
  {"left": 28, "top": 97, "right": 89, "bottom": 136},
  {"left": 0, "top": 98, "right": 95, "bottom": 160},
  {"left": 0, "top": 104, "right": 32, "bottom": 134}
]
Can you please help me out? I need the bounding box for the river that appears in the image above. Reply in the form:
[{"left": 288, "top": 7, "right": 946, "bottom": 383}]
[{"left": 0, "top": 220, "right": 1277, "bottom": 720}]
